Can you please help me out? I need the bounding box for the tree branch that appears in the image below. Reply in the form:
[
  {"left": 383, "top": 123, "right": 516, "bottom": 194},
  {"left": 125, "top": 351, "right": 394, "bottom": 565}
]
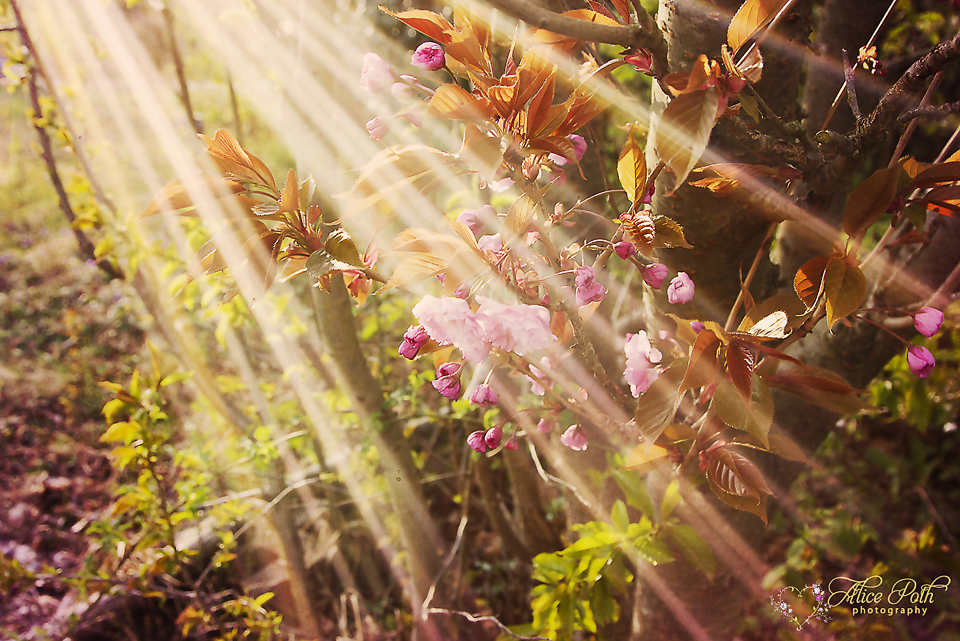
[
  {"left": 854, "top": 28, "right": 960, "bottom": 150},
  {"left": 481, "top": 0, "right": 668, "bottom": 77},
  {"left": 898, "top": 101, "right": 960, "bottom": 124}
]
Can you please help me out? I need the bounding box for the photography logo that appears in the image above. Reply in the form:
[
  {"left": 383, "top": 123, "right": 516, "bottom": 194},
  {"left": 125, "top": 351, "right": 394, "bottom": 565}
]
[
  {"left": 770, "top": 575, "right": 951, "bottom": 630},
  {"left": 770, "top": 582, "right": 832, "bottom": 630}
]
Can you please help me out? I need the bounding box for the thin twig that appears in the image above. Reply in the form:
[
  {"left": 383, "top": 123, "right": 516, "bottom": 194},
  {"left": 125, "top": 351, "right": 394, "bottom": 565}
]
[
  {"left": 424, "top": 607, "right": 551, "bottom": 640},
  {"left": 526, "top": 440, "right": 593, "bottom": 510},
  {"left": 915, "top": 486, "right": 960, "bottom": 552},
  {"left": 842, "top": 49, "right": 862, "bottom": 120},
  {"left": 861, "top": 73, "right": 943, "bottom": 270},
  {"left": 162, "top": 5, "right": 202, "bottom": 135},
  {"left": 11, "top": 0, "right": 122, "bottom": 280},
  {"left": 421, "top": 514, "right": 469, "bottom": 614},
  {"left": 820, "top": 0, "right": 899, "bottom": 131},
  {"left": 899, "top": 101, "right": 960, "bottom": 124},
  {"left": 724, "top": 222, "right": 776, "bottom": 332}
]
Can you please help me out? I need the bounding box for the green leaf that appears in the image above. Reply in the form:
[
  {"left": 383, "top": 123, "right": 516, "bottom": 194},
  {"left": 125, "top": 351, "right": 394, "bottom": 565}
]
[
  {"left": 611, "top": 500, "right": 630, "bottom": 533},
  {"left": 739, "top": 92, "right": 760, "bottom": 122},
  {"left": 660, "top": 480, "right": 682, "bottom": 521},
  {"left": 842, "top": 160, "right": 906, "bottom": 240},
  {"left": 823, "top": 259, "right": 866, "bottom": 328},
  {"left": 305, "top": 250, "right": 334, "bottom": 278},
  {"left": 563, "top": 529, "right": 620, "bottom": 555},
  {"left": 109, "top": 446, "right": 139, "bottom": 469},
  {"left": 324, "top": 228, "right": 364, "bottom": 267},
  {"left": 713, "top": 377, "right": 773, "bottom": 448},
  {"left": 613, "top": 469, "right": 655, "bottom": 518},
  {"left": 101, "top": 420, "right": 141, "bottom": 445},
  {"left": 666, "top": 524, "right": 716, "bottom": 580},
  {"left": 652, "top": 215, "right": 693, "bottom": 249},
  {"left": 102, "top": 398, "right": 127, "bottom": 424},
  {"left": 589, "top": 578, "right": 620, "bottom": 626}
]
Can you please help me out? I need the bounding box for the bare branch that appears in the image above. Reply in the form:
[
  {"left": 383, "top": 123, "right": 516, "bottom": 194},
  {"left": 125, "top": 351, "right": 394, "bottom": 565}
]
[
  {"left": 898, "top": 101, "right": 960, "bottom": 124},
  {"left": 854, "top": 28, "right": 960, "bottom": 150},
  {"left": 842, "top": 49, "right": 862, "bottom": 120},
  {"left": 482, "top": 0, "right": 668, "bottom": 77}
]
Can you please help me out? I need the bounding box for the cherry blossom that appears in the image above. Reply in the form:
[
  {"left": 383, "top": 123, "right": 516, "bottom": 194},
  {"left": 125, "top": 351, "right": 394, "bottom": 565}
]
[
  {"left": 398, "top": 324, "right": 428, "bottom": 359},
  {"left": 470, "top": 384, "right": 498, "bottom": 406},
  {"left": 413, "top": 295, "right": 489, "bottom": 362},
  {"left": 365, "top": 117, "right": 388, "bottom": 140},
  {"left": 411, "top": 42, "right": 445, "bottom": 71},
  {"left": 575, "top": 265, "right": 607, "bottom": 306},
  {"left": 914, "top": 307, "right": 944, "bottom": 337},
  {"left": 624, "top": 330, "right": 662, "bottom": 397},
  {"left": 642, "top": 263, "right": 668, "bottom": 289},
  {"left": 907, "top": 345, "right": 936, "bottom": 378},
  {"left": 467, "top": 431, "right": 487, "bottom": 452},
  {"left": 484, "top": 425, "right": 502, "bottom": 450},
  {"left": 667, "top": 272, "right": 695, "bottom": 304},
  {"left": 432, "top": 362, "right": 462, "bottom": 399},
  {"left": 560, "top": 425, "right": 589, "bottom": 451},
  {"left": 475, "top": 297, "right": 553, "bottom": 356},
  {"left": 614, "top": 241, "right": 636, "bottom": 260},
  {"left": 359, "top": 53, "right": 394, "bottom": 93}
]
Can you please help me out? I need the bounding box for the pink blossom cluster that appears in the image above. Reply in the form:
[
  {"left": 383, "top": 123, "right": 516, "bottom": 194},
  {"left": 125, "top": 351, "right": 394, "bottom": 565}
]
[
  {"left": 406, "top": 295, "right": 555, "bottom": 364},
  {"left": 906, "top": 307, "right": 944, "bottom": 378},
  {"left": 360, "top": 51, "right": 432, "bottom": 140},
  {"left": 624, "top": 330, "right": 662, "bottom": 397},
  {"left": 467, "top": 425, "right": 517, "bottom": 452}
]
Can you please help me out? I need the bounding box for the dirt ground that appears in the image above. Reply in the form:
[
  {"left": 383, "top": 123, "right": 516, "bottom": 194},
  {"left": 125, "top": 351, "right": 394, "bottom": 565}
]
[{"left": 1, "top": 224, "right": 147, "bottom": 640}]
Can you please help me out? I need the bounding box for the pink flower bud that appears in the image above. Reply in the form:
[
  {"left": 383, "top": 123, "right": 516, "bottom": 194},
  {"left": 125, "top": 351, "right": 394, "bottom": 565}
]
[
  {"left": 399, "top": 324, "right": 428, "bottom": 359},
  {"left": 537, "top": 417, "right": 555, "bottom": 433},
  {"left": 690, "top": 321, "right": 705, "bottom": 333},
  {"left": 432, "top": 362, "right": 462, "bottom": 399},
  {"left": 365, "top": 117, "right": 388, "bottom": 140},
  {"left": 614, "top": 241, "right": 636, "bottom": 260},
  {"left": 642, "top": 183, "right": 655, "bottom": 205},
  {"left": 411, "top": 42, "right": 445, "bottom": 71},
  {"left": 467, "top": 431, "right": 487, "bottom": 452},
  {"left": 470, "top": 384, "right": 498, "bottom": 406},
  {"left": 641, "top": 263, "right": 668, "bottom": 289},
  {"left": 907, "top": 345, "right": 936, "bottom": 378},
  {"left": 360, "top": 53, "right": 394, "bottom": 93},
  {"left": 667, "top": 272, "right": 695, "bottom": 304},
  {"left": 484, "top": 425, "right": 502, "bottom": 450},
  {"left": 914, "top": 307, "right": 944, "bottom": 337},
  {"left": 560, "top": 425, "right": 589, "bottom": 451},
  {"left": 504, "top": 436, "right": 519, "bottom": 450}
]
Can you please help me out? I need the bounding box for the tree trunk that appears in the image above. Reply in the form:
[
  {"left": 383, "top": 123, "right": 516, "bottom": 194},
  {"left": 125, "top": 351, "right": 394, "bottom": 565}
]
[
  {"left": 650, "top": 0, "right": 815, "bottom": 316},
  {"left": 633, "top": 2, "right": 960, "bottom": 639}
]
